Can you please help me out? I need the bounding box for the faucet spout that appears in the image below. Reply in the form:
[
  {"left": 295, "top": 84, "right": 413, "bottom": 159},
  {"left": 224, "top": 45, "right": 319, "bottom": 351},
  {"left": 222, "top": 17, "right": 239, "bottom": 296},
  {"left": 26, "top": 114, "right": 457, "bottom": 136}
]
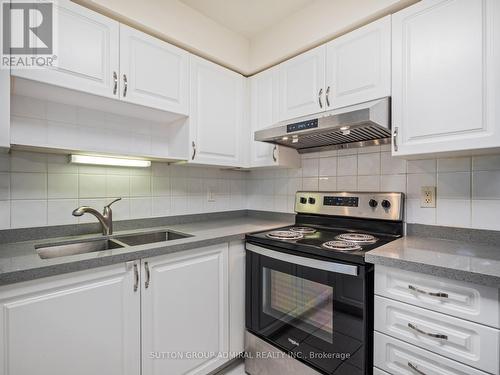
[{"left": 72, "top": 198, "right": 121, "bottom": 235}]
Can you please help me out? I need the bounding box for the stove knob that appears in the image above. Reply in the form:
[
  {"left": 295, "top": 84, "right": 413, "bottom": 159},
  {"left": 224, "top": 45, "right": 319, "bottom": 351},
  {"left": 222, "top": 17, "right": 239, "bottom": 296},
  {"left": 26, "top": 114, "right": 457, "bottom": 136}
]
[
  {"left": 308, "top": 197, "right": 316, "bottom": 204},
  {"left": 381, "top": 200, "right": 391, "bottom": 209},
  {"left": 369, "top": 199, "right": 378, "bottom": 208},
  {"left": 300, "top": 197, "right": 307, "bottom": 204}
]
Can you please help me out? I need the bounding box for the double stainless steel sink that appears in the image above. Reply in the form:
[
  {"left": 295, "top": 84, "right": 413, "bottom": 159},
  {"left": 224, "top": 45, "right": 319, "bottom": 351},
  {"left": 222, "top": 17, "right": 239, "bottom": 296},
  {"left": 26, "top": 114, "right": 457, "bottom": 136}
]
[{"left": 35, "top": 230, "right": 192, "bottom": 259}]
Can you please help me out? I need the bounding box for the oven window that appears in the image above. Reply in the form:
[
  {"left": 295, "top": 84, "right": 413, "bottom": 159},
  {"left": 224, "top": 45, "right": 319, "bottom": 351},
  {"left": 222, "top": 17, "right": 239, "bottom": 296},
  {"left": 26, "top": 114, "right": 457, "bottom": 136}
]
[{"left": 263, "top": 267, "right": 333, "bottom": 343}]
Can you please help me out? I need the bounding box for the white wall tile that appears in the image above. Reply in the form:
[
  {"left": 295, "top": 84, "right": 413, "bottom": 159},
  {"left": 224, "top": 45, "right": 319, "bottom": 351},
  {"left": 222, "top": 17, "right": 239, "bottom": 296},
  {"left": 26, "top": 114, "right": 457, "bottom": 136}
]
[
  {"left": 302, "top": 177, "right": 319, "bottom": 191},
  {"left": 11, "top": 173, "right": 47, "bottom": 200},
  {"left": 472, "top": 171, "right": 500, "bottom": 199},
  {"left": 0, "top": 154, "right": 9, "bottom": 172},
  {"left": 318, "top": 177, "right": 336, "bottom": 191},
  {"left": 0, "top": 173, "right": 10, "bottom": 200},
  {"left": 10, "top": 151, "right": 47, "bottom": 173},
  {"left": 381, "top": 175, "right": 406, "bottom": 193},
  {"left": 358, "top": 153, "right": 381, "bottom": 175},
  {"left": 47, "top": 154, "right": 78, "bottom": 174},
  {"left": 472, "top": 200, "right": 500, "bottom": 230},
  {"left": 79, "top": 174, "right": 106, "bottom": 198},
  {"left": 76, "top": 199, "right": 106, "bottom": 223},
  {"left": 11, "top": 200, "right": 47, "bottom": 228},
  {"left": 47, "top": 199, "right": 79, "bottom": 225},
  {"left": 319, "top": 157, "right": 337, "bottom": 176},
  {"left": 171, "top": 177, "right": 188, "bottom": 196},
  {"left": 381, "top": 152, "right": 406, "bottom": 175},
  {"left": 106, "top": 175, "right": 130, "bottom": 198},
  {"left": 358, "top": 145, "right": 381, "bottom": 154},
  {"left": 357, "top": 175, "right": 380, "bottom": 192},
  {"left": 48, "top": 174, "right": 78, "bottom": 199},
  {"left": 436, "top": 199, "right": 471, "bottom": 228},
  {"left": 0, "top": 201, "right": 10, "bottom": 229},
  {"left": 274, "top": 178, "right": 288, "bottom": 196},
  {"left": 287, "top": 178, "right": 302, "bottom": 195},
  {"left": 274, "top": 196, "right": 288, "bottom": 213},
  {"left": 407, "top": 173, "right": 436, "bottom": 199},
  {"left": 301, "top": 158, "right": 319, "bottom": 177},
  {"left": 129, "top": 197, "right": 152, "bottom": 219},
  {"left": 152, "top": 176, "right": 171, "bottom": 197},
  {"left": 337, "top": 155, "right": 357, "bottom": 176},
  {"left": 438, "top": 157, "right": 471, "bottom": 172},
  {"left": 472, "top": 155, "right": 500, "bottom": 171},
  {"left": 407, "top": 199, "right": 436, "bottom": 225},
  {"left": 110, "top": 198, "right": 130, "bottom": 221},
  {"left": 171, "top": 196, "right": 188, "bottom": 215},
  {"left": 407, "top": 159, "right": 436, "bottom": 174},
  {"left": 337, "top": 176, "right": 357, "bottom": 190},
  {"left": 130, "top": 175, "right": 151, "bottom": 197},
  {"left": 437, "top": 172, "right": 471, "bottom": 199}
]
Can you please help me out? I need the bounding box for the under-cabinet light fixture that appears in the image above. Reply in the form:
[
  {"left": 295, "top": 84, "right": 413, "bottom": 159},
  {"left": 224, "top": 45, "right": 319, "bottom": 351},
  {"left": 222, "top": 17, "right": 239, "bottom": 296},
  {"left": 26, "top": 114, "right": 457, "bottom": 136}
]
[{"left": 70, "top": 155, "right": 151, "bottom": 168}]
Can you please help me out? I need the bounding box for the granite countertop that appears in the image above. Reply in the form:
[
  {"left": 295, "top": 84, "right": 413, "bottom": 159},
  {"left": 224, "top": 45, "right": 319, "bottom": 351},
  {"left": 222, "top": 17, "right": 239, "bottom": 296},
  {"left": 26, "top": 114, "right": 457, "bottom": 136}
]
[
  {"left": 0, "top": 216, "right": 293, "bottom": 285},
  {"left": 365, "top": 236, "right": 500, "bottom": 287}
]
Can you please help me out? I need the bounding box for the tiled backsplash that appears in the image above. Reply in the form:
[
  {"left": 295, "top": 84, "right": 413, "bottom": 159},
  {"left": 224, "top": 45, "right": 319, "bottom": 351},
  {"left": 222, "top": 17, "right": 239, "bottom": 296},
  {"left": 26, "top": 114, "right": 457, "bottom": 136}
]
[
  {"left": 247, "top": 145, "right": 500, "bottom": 231},
  {"left": 0, "top": 151, "right": 247, "bottom": 229},
  {"left": 1, "top": 146, "right": 500, "bottom": 231}
]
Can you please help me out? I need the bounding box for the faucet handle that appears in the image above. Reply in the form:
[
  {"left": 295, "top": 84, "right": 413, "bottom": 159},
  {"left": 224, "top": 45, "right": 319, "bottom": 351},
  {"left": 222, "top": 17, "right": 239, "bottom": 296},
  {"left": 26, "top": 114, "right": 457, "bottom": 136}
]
[{"left": 105, "top": 198, "right": 122, "bottom": 208}]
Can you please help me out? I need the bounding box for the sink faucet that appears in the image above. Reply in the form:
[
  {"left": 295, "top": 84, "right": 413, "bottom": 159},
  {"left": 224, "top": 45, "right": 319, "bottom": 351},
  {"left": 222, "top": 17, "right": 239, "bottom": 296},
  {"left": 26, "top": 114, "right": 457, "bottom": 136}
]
[{"left": 72, "top": 198, "right": 122, "bottom": 235}]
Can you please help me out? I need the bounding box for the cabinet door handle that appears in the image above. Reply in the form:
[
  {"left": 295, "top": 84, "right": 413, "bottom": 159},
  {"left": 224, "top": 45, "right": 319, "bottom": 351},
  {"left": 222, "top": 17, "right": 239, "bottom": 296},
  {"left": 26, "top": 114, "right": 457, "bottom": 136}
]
[
  {"left": 123, "top": 74, "right": 128, "bottom": 97},
  {"left": 113, "top": 71, "right": 118, "bottom": 95},
  {"left": 272, "top": 145, "right": 277, "bottom": 162},
  {"left": 325, "top": 86, "right": 331, "bottom": 107},
  {"left": 408, "top": 323, "right": 448, "bottom": 340},
  {"left": 133, "top": 263, "right": 139, "bottom": 292},
  {"left": 408, "top": 362, "right": 426, "bottom": 375},
  {"left": 409, "top": 285, "right": 448, "bottom": 298},
  {"left": 318, "top": 88, "right": 323, "bottom": 108},
  {"left": 191, "top": 141, "right": 197, "bottom": 160},
  {"left": 145, "top": 261, "right": 151, "bottom": 289},
  {"left": 393, "top": 127, "right": 399, "bottom": 152}
]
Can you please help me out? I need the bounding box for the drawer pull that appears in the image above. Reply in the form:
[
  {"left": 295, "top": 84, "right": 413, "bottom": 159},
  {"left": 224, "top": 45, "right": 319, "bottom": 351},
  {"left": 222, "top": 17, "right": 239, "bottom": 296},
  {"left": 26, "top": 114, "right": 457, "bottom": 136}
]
[
  {"left": 408, "top": 323, "right": 448, "bottom": 340},
  {"left": 408, "top": 361, "right": 426, "bottom": 375},
  {"left": 409, "top": 285, "right": 449, "bottom": 298}
]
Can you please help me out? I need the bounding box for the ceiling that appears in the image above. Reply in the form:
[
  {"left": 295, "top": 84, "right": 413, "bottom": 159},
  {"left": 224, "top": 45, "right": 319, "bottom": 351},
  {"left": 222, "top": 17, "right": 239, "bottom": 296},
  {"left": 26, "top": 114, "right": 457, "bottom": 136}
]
[{"left": 179, "top": 0, "right": 315, "bottom": 38}]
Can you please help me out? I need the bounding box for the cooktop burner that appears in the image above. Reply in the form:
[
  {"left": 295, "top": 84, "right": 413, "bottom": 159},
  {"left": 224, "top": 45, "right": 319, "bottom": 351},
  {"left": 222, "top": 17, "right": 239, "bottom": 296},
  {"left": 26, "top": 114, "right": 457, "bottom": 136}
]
[
  {"left": 266, "top": 230, "right": 304, "bottom": 240},
  {"left": 321, "top": 240, "right": 362, "bottom": 252},
  {"left": 335, "top": 233, "right": 378, "bottom": 244},
  {"left": 289, "top": 226, "right": 317, "bottom": 234}
]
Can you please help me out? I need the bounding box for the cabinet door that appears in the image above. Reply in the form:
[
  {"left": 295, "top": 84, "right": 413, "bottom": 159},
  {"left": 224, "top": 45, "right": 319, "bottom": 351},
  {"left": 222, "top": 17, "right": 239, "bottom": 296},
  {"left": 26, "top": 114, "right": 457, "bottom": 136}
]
[
  {"left": 119, "top": 25, "right": 189, "bottom": 114},
  {"left": 392, "top": 0, "right": 500, "bottom": 157},
  {"left": 279, "top": 45, "right": 326, "bottom": 121},
  {"left": 325, "top": 16, "right": 391, "bottom": 110},
  {"left": 190, "top": 56, "right": 244, "bottom": 166},
  {"left": 142, "top": 244, "right": 229, "bottom": 375},
  {"left": 228, "top": 241, "right": 245, "bottom": 354},
  {"left": 0, "top": 263, "right": 140, "bottom": 375},
  {"left": 12, "top": 0, "right": 119, "bottom": 99},
  {"left": 250, "top": 68, "right": 279, "bottom": 167}
]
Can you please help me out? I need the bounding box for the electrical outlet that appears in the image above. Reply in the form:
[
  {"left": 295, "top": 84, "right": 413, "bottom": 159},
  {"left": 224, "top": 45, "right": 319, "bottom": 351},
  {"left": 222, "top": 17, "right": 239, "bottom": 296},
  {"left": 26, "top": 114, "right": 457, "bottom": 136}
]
[
  {"left": 207, "top": 190, "right": 216, "bottom": 202},
  {"left": 421, "top": 186, "right": 436, "bottom": 208}
]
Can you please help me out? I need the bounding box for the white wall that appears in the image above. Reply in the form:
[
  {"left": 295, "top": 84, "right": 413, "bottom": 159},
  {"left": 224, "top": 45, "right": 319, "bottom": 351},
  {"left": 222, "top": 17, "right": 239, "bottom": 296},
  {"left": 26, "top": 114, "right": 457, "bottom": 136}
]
[
  {"left": 75, "top": 0, "right": 251, "bottom": 74},
  {"left": 249, "top": 0, "right": 419, "bottom": 73},
  {"left": 247, "top": 146, "right": 500, "bottom": 231}
]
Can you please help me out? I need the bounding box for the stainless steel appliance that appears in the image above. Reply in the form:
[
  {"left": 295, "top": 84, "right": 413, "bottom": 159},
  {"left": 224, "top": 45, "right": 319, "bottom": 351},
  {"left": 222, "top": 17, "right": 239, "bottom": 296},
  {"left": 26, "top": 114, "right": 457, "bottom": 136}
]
[
  {"left": 254, "top": 97, "right": 390, "bottom": 154},
  {"left": 245, "top": 191, "right": 404, "bottom": 375}
]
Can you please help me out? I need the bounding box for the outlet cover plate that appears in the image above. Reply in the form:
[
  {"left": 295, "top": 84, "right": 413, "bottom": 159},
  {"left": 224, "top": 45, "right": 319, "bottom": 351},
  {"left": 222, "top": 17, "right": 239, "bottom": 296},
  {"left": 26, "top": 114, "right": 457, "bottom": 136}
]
[{"left": 421, "top": 186, "right": 436, "bottom": 208}]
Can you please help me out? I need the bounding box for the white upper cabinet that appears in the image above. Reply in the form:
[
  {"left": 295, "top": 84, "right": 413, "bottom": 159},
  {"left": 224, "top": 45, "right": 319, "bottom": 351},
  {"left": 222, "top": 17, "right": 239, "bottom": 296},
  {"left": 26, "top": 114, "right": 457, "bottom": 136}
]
[
  {"left": 325, "top": 16, "right": 391, "bottom": 110},
  {"left": 142, "top": 245, "right": 229, "bottom": 375},
  {"left": 250, "top": 68, "right": 300, "bottom": 168},
  {"left": 189, "top": 56, "right": 245, "bottom": 166},
  {"left": 0, "top": 263, "right": 140, "bottom": 375},
  {"left": 392, "top": 0, "right": 500, "bottom": 157},
  {"left": 279, "top": 45, "right": 326, "bottom": 122},
  {"left": 119, "top": 25, "right": 189, "bottom": 114},
  {"left": 13, "top": 0, "right": 120, "bottom": 99}
]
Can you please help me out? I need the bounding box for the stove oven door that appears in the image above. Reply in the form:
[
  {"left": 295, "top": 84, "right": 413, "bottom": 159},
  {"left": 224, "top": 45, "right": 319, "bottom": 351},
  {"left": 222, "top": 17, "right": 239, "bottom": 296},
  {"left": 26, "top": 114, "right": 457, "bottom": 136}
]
[{"left": 246, "top": 243, "right": 370, "bottom": 375}]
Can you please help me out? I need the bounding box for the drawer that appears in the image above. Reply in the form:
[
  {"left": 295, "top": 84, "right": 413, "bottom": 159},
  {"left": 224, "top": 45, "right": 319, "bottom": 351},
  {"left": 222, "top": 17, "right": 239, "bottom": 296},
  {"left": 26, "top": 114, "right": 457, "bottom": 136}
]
[
  {"left": 374, "top": 332, "right": 489, "bottom": 375},
  {"left": 375, "top": 265, "right": 500, "bottom": 328},
  {"left": 374, "top": 296, "right": 500, "bottom": 374},
  {"left": 373, "top": 367, "right": 390, "bottom": 375}
]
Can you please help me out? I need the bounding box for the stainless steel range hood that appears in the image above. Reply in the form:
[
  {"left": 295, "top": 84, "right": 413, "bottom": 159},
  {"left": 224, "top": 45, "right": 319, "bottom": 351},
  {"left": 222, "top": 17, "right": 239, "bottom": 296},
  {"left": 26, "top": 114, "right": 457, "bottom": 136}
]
[{"left": 254, "top": 97, "right": 391, "bottom": 153}]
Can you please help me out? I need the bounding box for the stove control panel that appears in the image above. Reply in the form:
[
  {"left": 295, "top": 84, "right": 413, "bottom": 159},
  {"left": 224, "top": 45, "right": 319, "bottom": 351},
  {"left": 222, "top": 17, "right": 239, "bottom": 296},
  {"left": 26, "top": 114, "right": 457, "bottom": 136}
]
[{"left": 295, "top": 192, "right": 404, "bottom": 221}]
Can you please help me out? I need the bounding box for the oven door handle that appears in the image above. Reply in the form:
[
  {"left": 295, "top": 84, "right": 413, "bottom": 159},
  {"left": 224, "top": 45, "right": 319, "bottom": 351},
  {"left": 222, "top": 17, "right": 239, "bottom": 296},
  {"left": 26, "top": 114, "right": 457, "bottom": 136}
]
[{"left": 246, "top": 243, "right": 359, "bottom": 276}]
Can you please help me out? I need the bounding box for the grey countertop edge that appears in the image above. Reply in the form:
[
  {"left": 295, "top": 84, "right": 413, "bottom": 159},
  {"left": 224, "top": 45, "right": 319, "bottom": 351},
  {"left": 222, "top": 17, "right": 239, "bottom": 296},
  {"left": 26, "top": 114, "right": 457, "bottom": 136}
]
[
  {"left": 0, "top": 232, "right": 248, "bottom": 286},
  {"left": 365, "top": 253, "right": 500, "bottom": 287}
]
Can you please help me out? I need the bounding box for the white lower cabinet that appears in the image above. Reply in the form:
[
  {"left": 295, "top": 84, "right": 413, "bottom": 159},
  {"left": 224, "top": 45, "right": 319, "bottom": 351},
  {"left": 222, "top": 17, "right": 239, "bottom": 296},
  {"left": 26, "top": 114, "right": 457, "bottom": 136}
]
[
  {"left": 141, "top": 244, "right": 229, "bottom": 375},
  {"left": 0, "top": 263, "right": 141, "bottom": 375},
  {"left": 374, "top": 295, "right": 500, "bottom": 374},
  {"left": 228, "top": 241, "right": 246, "bottom": 354},
  {"left": 374, "top": 332, "right": 489, "bottom": 375}
]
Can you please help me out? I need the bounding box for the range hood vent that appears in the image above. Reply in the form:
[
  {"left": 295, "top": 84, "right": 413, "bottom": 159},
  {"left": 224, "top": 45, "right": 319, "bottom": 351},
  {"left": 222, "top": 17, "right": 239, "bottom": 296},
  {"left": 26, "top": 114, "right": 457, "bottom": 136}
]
[{"left": 254, "top": 97, "right": 391, "bottom": 153}]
